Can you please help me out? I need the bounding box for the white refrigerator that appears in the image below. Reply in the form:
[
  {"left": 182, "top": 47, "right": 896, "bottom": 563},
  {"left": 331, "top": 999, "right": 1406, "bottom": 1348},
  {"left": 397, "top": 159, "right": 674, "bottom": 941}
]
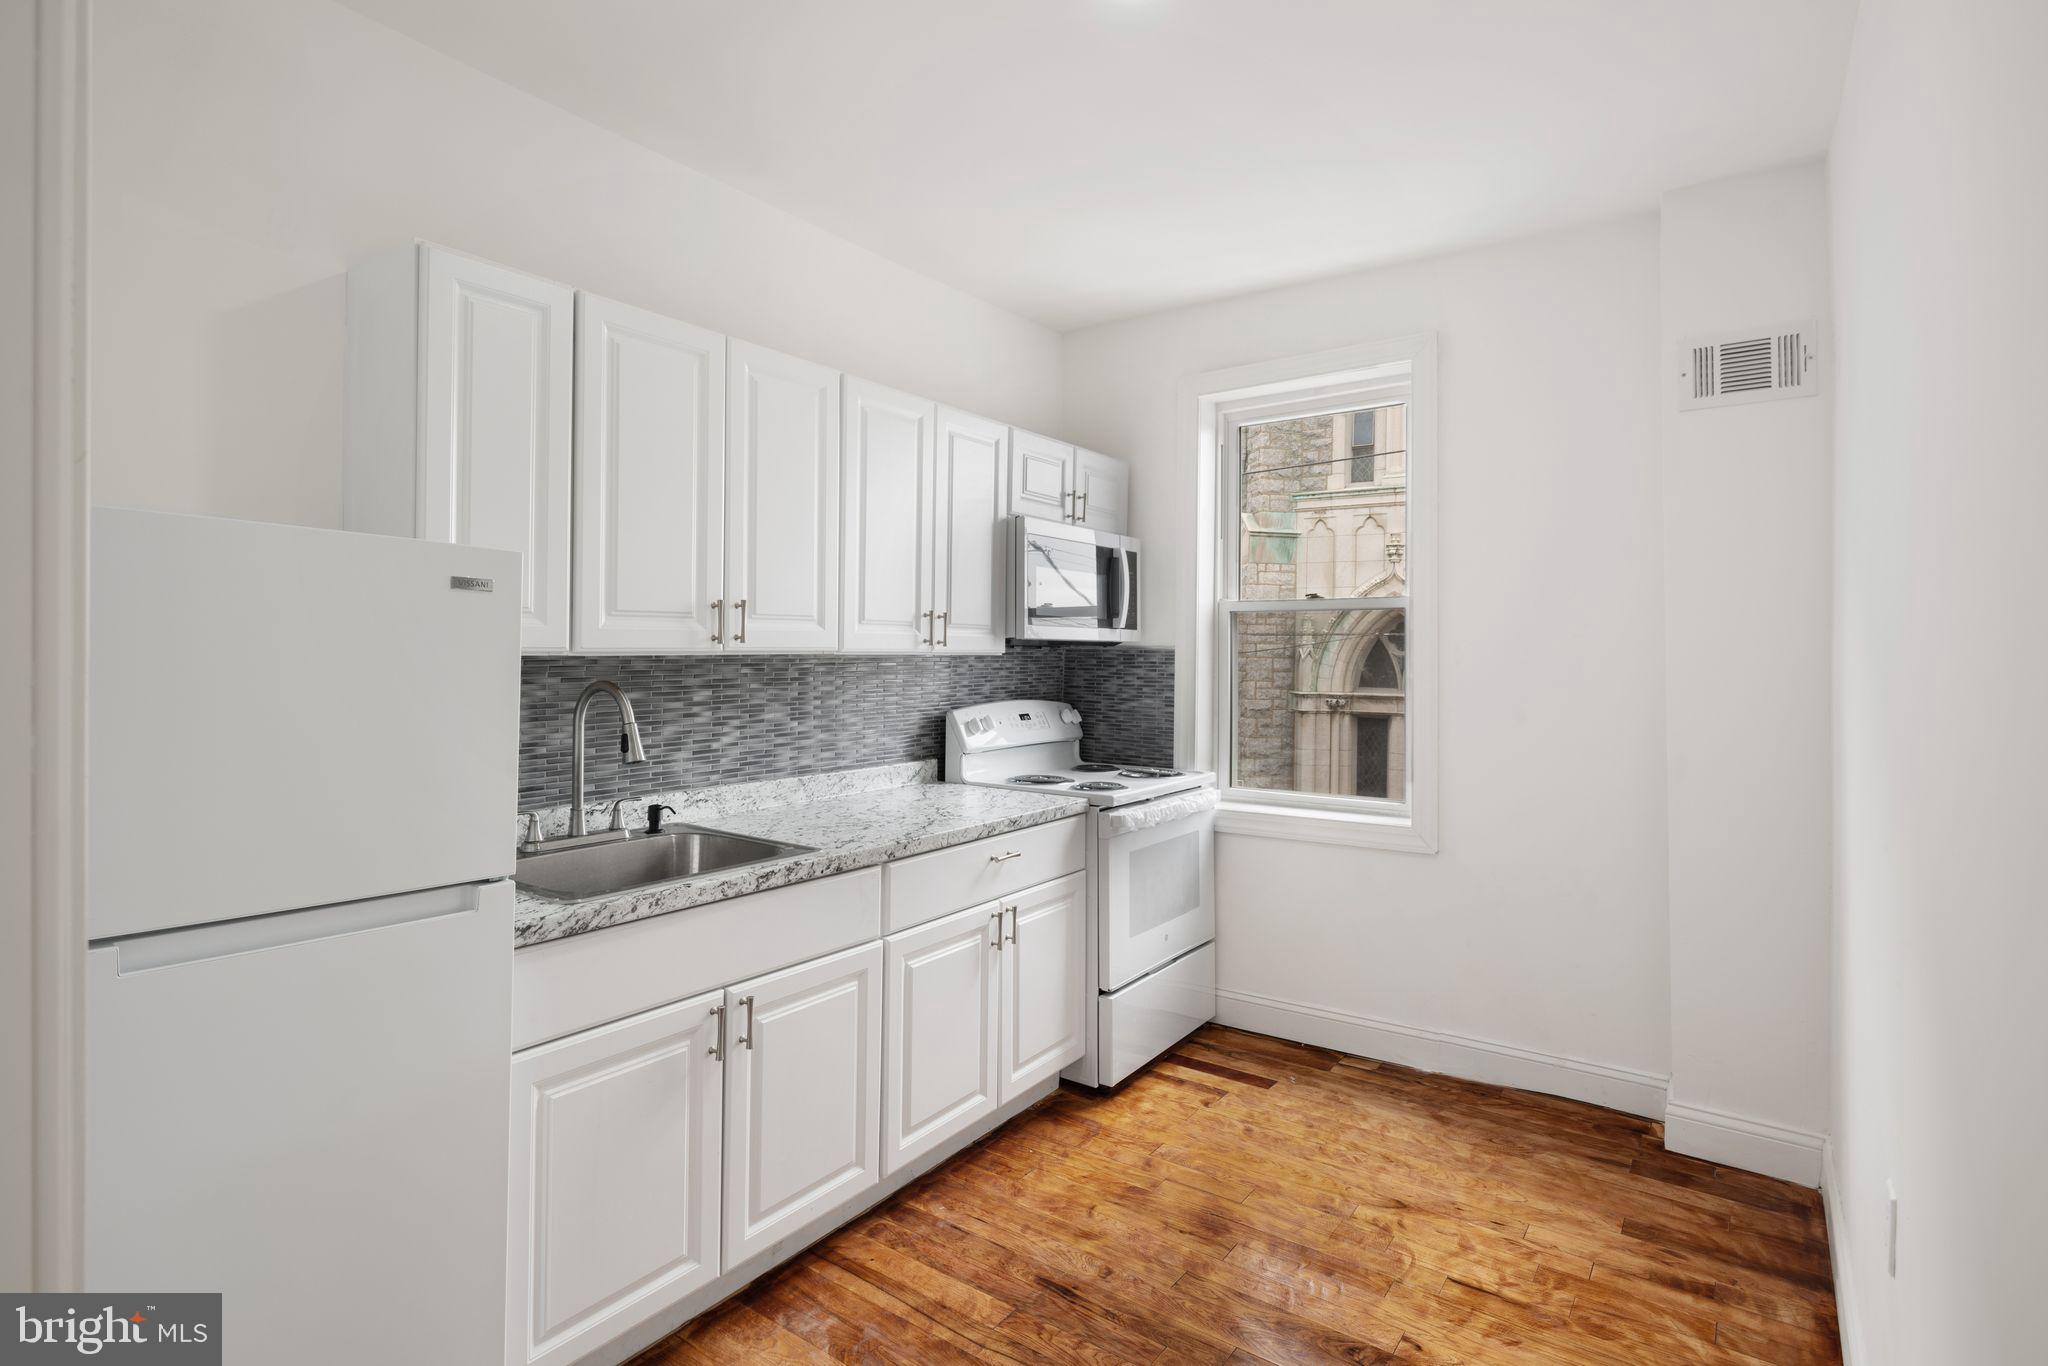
[{"left": 84, "top": 507, "right": 522, "bottom": 1365}]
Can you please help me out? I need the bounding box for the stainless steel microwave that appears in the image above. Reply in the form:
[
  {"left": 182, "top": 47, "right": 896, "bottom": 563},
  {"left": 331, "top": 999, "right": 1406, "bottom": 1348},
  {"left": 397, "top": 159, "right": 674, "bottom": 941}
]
[{"left": 1009, "top": 516, "right": 1139, "bottom": 643}]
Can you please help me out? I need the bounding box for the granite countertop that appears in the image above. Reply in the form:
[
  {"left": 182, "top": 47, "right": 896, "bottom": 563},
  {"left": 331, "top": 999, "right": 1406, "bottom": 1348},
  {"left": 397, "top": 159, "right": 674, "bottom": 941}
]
[{"left": 513, "top": 766, "right": 1087, "bottom": 947}]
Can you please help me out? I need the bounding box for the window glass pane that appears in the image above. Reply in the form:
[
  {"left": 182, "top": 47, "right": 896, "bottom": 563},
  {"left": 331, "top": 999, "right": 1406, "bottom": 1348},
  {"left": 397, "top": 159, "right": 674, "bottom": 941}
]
[
  {"left": 1238, "top": 403, "right": 1408, "bottom": 600},
  {"left": 1231, "top": 607, "right": 1408, "bottom": 802}
]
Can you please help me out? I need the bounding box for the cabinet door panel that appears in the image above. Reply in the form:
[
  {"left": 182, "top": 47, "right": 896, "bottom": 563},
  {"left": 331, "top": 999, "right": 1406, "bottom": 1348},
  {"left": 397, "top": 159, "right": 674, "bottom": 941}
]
[
  {"left": 723, "top": 942, "right": 882, "bottom": 1269},
  {"left": 727, "top": 341, "right": 840, "bottom": 651},
  {"left": 883, "top": 903, "right": 1000, "bottom": 1175},
  {"left": 1073, "top": 448, "right": 1129, "bottom": 534},
  {"left": 841, "top": 379, "right": 935, "bottom": 653},
  {"left": 1000, "top": 872, "right": 1088, "bottom": 1101},
  {"left": 418, "top": 248, "right": 574, "bottom": 651},
  {"left": 572, "top": 294, "right": 726, "bottom": 652},
  {"left": 932, "top": 409, "right": 1008, "bottom": 655},
  {"left": 507, "top": 991, "right": 723, "bottom": 1366},
  {"left": 1010, "top": 428, "right": 1073, "bottom": 522}
]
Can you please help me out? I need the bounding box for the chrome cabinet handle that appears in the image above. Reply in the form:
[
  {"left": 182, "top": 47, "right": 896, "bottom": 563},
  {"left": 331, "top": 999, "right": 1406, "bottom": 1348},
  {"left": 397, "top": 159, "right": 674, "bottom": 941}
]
[
  {"left": 921, "top": 608, "right": 934, "bottom": 645},
  {"left": 735, "top": 994, "right": 756, "bottom": 1049},
  {"left": 1075, "top": 488, "right": 1089, "bottom": 523},
  {"left": 1004, "top": 905, "right": 1018, "bottom": 945},
  {"left": 734, "top": 599, "right": 748, "bottom": 644},
  {"left": 990, "top": 909, "right": 1004, "bottom": 950},
  {"left": 708, "top": 1004, "right": 726, "bottom": 1059},
  {"left": 1063, "top": 489, "right": 1075, "bottom": 522},
  {"left": 711, "top": 598, "right": 724, "bottom": 643},
  {"left": 935, "top": 610, "right": 949, "bottom": 648},
  {"left": 989, "top": 850, "right": 1023, "bottom": 864}
]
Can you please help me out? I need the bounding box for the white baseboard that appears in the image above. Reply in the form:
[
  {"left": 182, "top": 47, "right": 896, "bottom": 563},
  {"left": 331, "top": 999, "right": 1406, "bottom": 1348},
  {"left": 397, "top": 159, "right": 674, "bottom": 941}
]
[
  {"left": 1213, "top": 987, "right": 1670, "bottom": 1119},
  {"left": 1662, "top": 1099, "right": 1824, "bottom": 1187},
  {"left": 1821, "top": 1139, "right": 1868, "bottom": 1365}
]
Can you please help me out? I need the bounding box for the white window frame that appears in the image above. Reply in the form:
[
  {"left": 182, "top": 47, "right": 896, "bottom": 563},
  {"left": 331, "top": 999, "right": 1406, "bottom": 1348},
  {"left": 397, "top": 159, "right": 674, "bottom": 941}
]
[{"left": 1184, "top": 335, "right": 1438, "bottom": 853}]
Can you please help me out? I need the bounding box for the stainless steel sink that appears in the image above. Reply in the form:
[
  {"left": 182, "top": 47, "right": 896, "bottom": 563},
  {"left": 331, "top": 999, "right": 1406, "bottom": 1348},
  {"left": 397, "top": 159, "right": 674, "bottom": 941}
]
[{"left": 514, "top": 826, "right": 813, "bottom": 900}]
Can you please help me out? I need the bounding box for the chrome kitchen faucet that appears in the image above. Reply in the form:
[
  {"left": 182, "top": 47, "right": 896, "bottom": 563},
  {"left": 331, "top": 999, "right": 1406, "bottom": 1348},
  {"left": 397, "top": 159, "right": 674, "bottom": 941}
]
[{"left": 568, "top": 678, "right": 648, "bottom": 840}]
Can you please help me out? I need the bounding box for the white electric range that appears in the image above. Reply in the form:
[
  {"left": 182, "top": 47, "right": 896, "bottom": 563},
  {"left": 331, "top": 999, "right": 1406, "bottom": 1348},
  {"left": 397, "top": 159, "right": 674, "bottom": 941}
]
[{"left": 946, "top": 700, "right": 1218, "bottom": 1087}]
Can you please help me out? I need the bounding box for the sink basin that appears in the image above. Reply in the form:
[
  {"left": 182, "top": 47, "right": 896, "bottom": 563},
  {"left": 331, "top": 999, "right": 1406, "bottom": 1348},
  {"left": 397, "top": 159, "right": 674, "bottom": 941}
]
[{"left": 514, "top": 826, "right": 813, "bottom": 900}]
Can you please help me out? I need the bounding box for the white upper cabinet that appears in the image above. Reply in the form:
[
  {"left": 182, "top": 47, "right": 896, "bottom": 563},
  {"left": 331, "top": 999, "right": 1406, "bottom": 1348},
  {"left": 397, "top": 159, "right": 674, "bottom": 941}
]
[
  {"left": 1010, "top": 429, "right": 1130, "bottom": 532},
  {"left": 999, "top": 873, "right": 1089, "bottom": 1100},
  {"left": 932, "top": 408, "right": 1009, "bottom": 654},
  {"left": 840, "top": 379, "right": 936, "bottom": 654},
  {"left": 726, "top": 341, "right": 841, "bottom": 652},
  {"left": 882, "top": 902, "right": 1001, "bottom": 1175},
  {"left": 1010, "top": 428, "right": 1074, "bottom": 523},
  {"left": 1073, "top": 447, "right": 1130, "bottom": 534},
  {"left": 572, "top": 294, "right": 726, "bottom": 653},
  {"left": 506, "top": 990, "right": 725, "bottom": 1366},
  {"left": 347, "top": 246, "right": 1119, "bottom": 659},
  {"left": 721, "top": 942, "right": 882, "bottom": 1270},
  {"left": 345, "top": 244, "right": 574, "bottom": 651}
]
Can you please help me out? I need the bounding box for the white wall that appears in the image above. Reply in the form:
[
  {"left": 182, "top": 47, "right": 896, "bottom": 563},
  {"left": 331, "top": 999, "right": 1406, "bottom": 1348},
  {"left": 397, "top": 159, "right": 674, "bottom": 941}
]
[
  {"left": 1659, "top": 163, "right": 1833, "bottom": 1182},
  {"left": 1, "top": 0, "right": 38, "bottom": 1294},
  {"left": 1064, "top": 217, "right": 1673, "bottom": 1102},
  {"left": 89, "top": 0, "right": 1063, "bottom": 529},
  {"left": 1829, "top": 0, "right": 2048, "bottom": 1360}
]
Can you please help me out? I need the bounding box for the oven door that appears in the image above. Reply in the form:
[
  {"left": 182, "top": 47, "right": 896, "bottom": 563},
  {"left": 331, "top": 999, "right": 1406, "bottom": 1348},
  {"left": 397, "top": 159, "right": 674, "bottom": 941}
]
[
  {"left": 1097, "top": 795, "right": 1216, "bottom": 992},
  {"left": 1013, "top": 517, "right": 1130, "bottom": 642}
]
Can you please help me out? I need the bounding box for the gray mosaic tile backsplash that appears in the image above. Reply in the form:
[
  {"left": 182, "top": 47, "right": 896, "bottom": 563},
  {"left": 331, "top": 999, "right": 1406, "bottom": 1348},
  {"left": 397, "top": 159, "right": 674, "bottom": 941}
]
[
  {"left": 520, "top": 645, "right": 1176, "bottom": 809},
  {"left": 1059, "top": 645, "right": 1177, "bottom": 768}
]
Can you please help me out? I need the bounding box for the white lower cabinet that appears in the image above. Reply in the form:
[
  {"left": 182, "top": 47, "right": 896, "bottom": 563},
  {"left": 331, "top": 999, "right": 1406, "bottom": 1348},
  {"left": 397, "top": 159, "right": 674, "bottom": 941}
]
[
  {"left": 882, "top": 902, "right": 1001, "bottom": 1175},
  {"left": 506, "top": 990, "right": 725, "bottom": 1366},
  {"left": 881, "top": 872, "right": 1087, "bottom": 1177},
  {"left": 999, "top": 872, "right": 1090, "bottom": 1099},
  {"left": 721, "top": 942, "right": 884, "bottom": 1269},
  {"left": 505, "top": 869, "right": 1076, "bottom": 1364}
]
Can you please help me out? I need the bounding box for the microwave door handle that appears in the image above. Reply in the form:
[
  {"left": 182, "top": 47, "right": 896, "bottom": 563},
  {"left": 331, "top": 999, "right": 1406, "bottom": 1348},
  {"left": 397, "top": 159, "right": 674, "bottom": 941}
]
[{"left": 1110, "top": 549, "right": 1130, "bottom": 632}]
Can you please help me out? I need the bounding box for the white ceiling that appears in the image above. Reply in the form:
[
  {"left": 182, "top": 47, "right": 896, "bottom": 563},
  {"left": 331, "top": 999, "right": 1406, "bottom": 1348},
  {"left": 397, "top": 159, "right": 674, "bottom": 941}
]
[{"left": 336, "top": 0, "right": 1859, "bottom": 331}]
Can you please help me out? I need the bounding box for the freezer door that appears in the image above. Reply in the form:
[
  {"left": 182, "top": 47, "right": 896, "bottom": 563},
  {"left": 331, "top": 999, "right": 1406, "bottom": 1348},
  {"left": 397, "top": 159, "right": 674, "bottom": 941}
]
[
  {"left": 84, "top": 881, "right": 513, "bottom": 1366},
  {"left": 89, "top": 507, "right": 521, "bottom": 937}
]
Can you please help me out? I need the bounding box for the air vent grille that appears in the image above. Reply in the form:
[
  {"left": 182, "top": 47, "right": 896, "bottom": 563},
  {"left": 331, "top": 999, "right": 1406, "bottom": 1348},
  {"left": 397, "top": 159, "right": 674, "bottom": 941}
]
[{"left": 1678, "top": 324, "right": 1819, "bottom": 409}]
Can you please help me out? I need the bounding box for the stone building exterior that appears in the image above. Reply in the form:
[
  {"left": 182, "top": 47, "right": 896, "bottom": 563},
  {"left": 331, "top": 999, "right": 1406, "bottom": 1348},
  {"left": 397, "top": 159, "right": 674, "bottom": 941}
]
[{"left": 1235, "top": 406, "right": 1409, "bottom": 800}]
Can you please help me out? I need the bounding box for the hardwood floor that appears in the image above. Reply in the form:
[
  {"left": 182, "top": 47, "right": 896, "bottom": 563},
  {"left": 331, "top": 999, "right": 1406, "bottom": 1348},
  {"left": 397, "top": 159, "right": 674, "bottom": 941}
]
[{"left": 635, "top": 1025, "right": 1841, "bottom": 1365}]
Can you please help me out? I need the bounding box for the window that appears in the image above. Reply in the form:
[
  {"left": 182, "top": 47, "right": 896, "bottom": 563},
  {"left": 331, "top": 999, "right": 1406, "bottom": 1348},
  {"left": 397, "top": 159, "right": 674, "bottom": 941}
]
[
  {"left": 1194, "top": 335, "right": 1435, "bottom": 851},
  {"left": 1349, "top": 409, "right": 1377, "bottom": 484}
]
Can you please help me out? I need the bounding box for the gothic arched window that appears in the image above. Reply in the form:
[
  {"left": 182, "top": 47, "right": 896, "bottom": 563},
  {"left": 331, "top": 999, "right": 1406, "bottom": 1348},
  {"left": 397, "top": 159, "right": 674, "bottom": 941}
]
[{"left": 1357, "top": 635, "right": 1401, "bottom": 690}]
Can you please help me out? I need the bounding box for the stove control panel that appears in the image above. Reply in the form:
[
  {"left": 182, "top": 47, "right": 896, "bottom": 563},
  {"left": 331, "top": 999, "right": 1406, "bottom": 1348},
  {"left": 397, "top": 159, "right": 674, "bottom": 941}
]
[{"left": 947, "top": 700, "right": 1083, "bottom": 751}]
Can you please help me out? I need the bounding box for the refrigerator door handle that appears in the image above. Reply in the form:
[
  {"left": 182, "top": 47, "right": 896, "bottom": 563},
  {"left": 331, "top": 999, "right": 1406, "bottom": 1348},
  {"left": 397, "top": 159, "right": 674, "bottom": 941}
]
[{"left": 107, "top": 882, "right": 482, "bottom": 975}]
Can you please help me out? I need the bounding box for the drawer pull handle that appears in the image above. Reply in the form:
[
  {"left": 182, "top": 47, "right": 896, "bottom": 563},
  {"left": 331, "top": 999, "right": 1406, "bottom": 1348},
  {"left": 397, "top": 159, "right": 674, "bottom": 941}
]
[
  {"left": 736, "top": 995, "right": 756, "bottom": 1050},
  {"left": 990, "top": 908, "right": 1004, "bottom": 950},
  {"left": 989, "top": 850, "right": 1023, "bottom": 864},
  {"left": 1004, "top": 905, "right": 1018, "bottom": 945},
  {"left": 708, "top": 1004, "right": 726, "bottom": 1059}
]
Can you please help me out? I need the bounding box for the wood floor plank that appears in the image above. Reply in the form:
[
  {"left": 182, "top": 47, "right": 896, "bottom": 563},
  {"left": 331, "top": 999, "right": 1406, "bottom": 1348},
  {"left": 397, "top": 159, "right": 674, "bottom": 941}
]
[{"left": 636, "top": 1025, "right": 1841, "bottom": 1365}]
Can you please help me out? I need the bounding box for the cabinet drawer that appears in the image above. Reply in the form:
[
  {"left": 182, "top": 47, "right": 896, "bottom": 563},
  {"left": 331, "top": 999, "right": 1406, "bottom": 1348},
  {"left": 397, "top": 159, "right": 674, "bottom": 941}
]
[
  {"left": 513, "top": 868, "right": 881, "bottom": 1050},
  {"left": 883, "top": 817, "right": 1086, "bottom": 935}
]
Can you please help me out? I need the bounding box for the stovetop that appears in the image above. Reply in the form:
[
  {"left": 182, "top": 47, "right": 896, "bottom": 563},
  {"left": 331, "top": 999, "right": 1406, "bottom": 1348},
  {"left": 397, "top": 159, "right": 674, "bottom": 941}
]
[
  {"left": 942, "top": 699, "right": 1213, "bottom": 808},
  {"left": 972, "top": 762, "right": 1208, "bottom": 805}
]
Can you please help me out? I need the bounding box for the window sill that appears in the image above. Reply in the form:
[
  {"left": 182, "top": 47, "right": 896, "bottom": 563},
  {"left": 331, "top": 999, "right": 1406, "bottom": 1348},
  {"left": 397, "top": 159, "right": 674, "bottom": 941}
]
[{"left": 1213, "top": 799, "right": 1437, "bottom": 853}]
